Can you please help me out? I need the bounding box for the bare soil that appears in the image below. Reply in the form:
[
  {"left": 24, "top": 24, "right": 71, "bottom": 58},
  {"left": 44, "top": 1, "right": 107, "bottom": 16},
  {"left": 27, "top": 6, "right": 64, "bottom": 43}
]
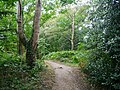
[{"left": 45, "top": 60, "right": 91, "bottom": 90}]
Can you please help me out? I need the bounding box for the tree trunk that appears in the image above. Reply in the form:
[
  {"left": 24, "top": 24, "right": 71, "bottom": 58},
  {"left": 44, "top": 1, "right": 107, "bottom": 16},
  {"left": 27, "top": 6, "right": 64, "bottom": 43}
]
[
  {"left": 17, "top": 0, "right": 42, "bottom": 68},
  {"left": 18, "top": 40, "right": 24, "bottom": 55},
  {"left": 71, "top": 13, "right": 75, "bottom": 50},
  {"left": 26, "top": 0, "right": 41, "bottom": 67},
  {"left": 26, "top": 41, "right": 36, "bottom": 68},
  {"left": 31, "top": 0, "right": 41, "bottom": 50},
  {"left": 17, "top": 0, "right": 25, "bottom": 55},
  {"left": 17, "top": 0, "right": 27, "bottom": 47}
]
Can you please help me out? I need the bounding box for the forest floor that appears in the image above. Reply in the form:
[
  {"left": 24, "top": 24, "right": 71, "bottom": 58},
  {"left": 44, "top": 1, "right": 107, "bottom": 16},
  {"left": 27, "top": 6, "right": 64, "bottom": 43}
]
[{"left": 45, "top": 60, "right": 91, "bottom": 90}]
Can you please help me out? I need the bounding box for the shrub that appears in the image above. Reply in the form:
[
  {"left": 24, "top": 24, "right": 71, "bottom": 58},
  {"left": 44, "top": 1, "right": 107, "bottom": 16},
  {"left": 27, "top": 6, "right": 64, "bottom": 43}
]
[
  {"left": 83, "top": 49, "right": 120, "bottom": 90},
  {"left": 43, "top": 50, "right": 89, "bottom": 66}
]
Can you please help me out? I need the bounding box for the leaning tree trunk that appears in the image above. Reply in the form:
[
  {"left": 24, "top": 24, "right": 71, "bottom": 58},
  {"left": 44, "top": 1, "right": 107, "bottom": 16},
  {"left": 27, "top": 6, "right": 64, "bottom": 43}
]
[
  {"left": 26, "top": 0, "right": 42, "bottom": 67},
  {"left": 17, "top": 0, "right": 42, "bottom": 68},
  {"left": 26, "top": 0, "right": 41, "bottom": 67}
]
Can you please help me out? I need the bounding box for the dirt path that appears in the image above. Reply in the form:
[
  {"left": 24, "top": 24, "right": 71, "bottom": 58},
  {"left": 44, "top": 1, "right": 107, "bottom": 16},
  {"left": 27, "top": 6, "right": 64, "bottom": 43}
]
[{"left": 45, "top": 60, "right": 90, "bottom": 90}]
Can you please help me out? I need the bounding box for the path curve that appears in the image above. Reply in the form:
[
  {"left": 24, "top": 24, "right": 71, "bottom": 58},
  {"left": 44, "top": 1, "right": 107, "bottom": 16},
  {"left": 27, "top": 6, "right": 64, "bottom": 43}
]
[{"left": 45, "top": 60, "right": 89, "bottom": 90}]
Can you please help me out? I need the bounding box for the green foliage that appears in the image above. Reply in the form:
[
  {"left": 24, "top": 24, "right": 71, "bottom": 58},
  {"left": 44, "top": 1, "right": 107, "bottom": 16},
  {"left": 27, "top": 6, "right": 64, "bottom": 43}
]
[
  {"left": 84, "top": 49, "right": 120, "bottom": 90},
  {"left": 0, "top": 0, "right": 17, "bottom": 47},
  {"left": 1, "top": 0, "right": 120, "bottom": 89},
  {"left": 0, "top": 0, "right": 16, "bottom": 19},
  {"left": 60, "top": 0, "right": 74, "bottom": 5},
  {"left": 82, "top": 0, "right": 120, "bottom": 89},
  {"left": 37, "top": 38, "right": 50, "bottom": 59},
  {"left": 41, "top": 0, "right": 62, "bottom": 26},
  {"left": 0, "top": 54, "right": 47, "bottom": 90},
  {"left": 77, "top": 42, "right": 85, "bottom": 50},
  {"left": 39, "top": 4, "right": 89, "bottom": 55},
  {"left": 43, "top": 50, "right": 89, "bottom": 65}
]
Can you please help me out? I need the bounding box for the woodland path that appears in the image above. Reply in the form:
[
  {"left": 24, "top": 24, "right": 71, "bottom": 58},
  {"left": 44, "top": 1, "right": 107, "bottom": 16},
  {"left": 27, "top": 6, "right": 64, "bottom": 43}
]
[{"left": 45, "top": 60, "right": 90, "bottom": 90}]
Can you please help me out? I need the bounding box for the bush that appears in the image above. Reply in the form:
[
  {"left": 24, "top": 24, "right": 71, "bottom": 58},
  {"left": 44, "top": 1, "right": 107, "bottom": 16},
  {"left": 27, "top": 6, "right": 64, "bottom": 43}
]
[
  {"left": 43, "top": 50, "right": 89, "bottom": 66},
  {"left": 82, "top": 0, "right": 120, "bottom": 89},
  {"left": 83, "top": 50, "right": 120, "bottom": 90}
]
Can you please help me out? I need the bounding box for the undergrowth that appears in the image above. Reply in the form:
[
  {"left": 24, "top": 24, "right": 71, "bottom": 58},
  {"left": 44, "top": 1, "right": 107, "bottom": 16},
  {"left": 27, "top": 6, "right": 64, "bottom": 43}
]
[
  {"left": 0, "top": 53, "right": 51, "bottom": 90},
  {"left": 43, "top": 50, "right": 89, "bottom": 67}
]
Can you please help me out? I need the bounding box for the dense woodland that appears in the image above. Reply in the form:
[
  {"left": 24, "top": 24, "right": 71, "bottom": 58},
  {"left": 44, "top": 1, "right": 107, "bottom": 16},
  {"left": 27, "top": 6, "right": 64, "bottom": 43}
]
[{"left": 0, "top": 0, "right": 120, "bottom": 90}]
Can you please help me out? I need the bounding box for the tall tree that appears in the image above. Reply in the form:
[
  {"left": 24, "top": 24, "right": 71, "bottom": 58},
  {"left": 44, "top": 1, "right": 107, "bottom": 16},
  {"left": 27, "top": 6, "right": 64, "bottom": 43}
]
[
  {"left": 71, "top": 11, "right": 75, "bottom": 50},
  {"left": 64, "top": 4, "right": 89, "bottom": 50},
  {"left": 17, "top": 0, "right": 42, "bottom": 67},
  {"left": 39, "top": 4, "right": 89, "bottom": 53}
]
